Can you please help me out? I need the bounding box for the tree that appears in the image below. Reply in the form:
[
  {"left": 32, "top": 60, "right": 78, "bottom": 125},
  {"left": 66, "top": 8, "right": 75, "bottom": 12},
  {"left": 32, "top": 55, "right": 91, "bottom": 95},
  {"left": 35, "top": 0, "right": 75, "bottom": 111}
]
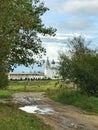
[
  {"left": 58, "top": 36, "right": 98, "bottom": 96},
  {"left": 0, "top": 0, "right": 56, "bottom": 88},
  {"left": 58, "top": 53, "right": 73, "bottom": 80}
]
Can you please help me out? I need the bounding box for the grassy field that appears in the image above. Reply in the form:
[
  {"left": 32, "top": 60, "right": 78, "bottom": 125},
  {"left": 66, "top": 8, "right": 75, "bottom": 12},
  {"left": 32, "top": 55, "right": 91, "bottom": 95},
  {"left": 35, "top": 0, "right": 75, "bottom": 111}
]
[
  {"left": 9, "top": 80, "right": 57, "bottom": 92},
  {"left": 0, "top": 80, "right": 58, "bottom": 98},
  {"left": 0, "top": 103, "right": 52, "bottom": 130}
]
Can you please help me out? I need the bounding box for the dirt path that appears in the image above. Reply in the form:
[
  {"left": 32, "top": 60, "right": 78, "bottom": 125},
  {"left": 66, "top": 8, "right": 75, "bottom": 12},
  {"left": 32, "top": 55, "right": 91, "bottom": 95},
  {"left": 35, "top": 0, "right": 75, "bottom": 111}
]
[{"left": 12, "top": 92, "right": 98, "bottom": 130}]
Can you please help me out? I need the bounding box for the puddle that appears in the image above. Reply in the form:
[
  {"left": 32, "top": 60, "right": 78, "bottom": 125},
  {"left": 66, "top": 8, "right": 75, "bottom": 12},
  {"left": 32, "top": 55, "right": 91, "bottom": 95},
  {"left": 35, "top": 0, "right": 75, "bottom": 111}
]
[
  {"left": 14, "top": 97, "right": 41, "bottom": 104},
  {"left": 19, "top": 105, "right": 56, "bottom": 115},
  {"left": 16, "top": 96, "right": 57, "bottom": 115}
]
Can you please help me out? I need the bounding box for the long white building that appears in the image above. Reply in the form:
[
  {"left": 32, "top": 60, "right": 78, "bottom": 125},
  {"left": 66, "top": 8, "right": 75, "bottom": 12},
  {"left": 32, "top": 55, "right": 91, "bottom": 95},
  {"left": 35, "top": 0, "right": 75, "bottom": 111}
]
[{"left": 8, "top": 73, "right": 44, "bottom": 80}]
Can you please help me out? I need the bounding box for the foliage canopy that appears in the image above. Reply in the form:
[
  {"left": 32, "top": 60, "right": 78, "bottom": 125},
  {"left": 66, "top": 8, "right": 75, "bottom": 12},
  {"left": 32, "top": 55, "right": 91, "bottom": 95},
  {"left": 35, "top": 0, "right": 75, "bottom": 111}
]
[
  {"left": 0, "top": 0, "right": 56, "bottom": 88},
  {"left": 0, "top": 0, "right": 56, "bottom": 69}
]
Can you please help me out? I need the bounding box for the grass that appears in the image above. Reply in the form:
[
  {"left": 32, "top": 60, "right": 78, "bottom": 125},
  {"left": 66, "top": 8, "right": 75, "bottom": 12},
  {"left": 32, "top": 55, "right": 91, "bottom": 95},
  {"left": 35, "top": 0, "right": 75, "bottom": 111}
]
[
  {"left": 8, "top": 80, "right": 57, "bottom": 92},
  {"left": 52, "top": 92, "right": 98, "bottom": 114},
  {"left": 4, "top": 80, "right": 98, "bottom": 115},
  {"left": 0, "top": 80, "right": 57, "bottom": 130},
  {"left": 53, "top": 92, "right": 98, "bottom": 114},
  {"left": 48, "top": 87, "right": 98, "bottom": 114},
  {"left": 0, "top": 80, "right": 57, "bottom": 98},
  {"left": 0, "top": 90, "right": 13, "bottom": 98},
  {"left": 0, "top": 103, "right": 52, "bottom": 130},
  {"left": 0, "top": 80, "right": 98, "bottom": 130}
]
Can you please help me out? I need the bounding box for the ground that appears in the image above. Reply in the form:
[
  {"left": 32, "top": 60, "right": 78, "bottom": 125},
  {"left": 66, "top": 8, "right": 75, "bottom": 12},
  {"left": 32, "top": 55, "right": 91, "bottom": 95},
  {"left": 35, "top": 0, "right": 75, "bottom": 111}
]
[{"left": 10, "top": 92, "right": 98, "bottom": 130}]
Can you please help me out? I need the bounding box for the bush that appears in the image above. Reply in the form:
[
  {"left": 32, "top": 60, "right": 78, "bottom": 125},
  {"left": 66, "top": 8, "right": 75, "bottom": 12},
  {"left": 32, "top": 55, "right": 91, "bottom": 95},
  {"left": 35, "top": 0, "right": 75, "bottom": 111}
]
[{"left": 58, "top": 36, "right": 98, "bottom": 96}]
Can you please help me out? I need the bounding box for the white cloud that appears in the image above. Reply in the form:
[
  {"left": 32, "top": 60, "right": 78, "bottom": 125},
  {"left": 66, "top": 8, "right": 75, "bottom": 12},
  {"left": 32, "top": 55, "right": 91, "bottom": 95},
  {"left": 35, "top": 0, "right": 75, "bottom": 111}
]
[
  {"left": 43, "top": 0, "right": 98, "bottom": 16},
  {"left": 41, "top": 0, "right": 98, "bottom": 37},
  {"left": 41, "top": 33, "right": 92, "bottom": 61},
  {"left": 42, "top": 0, "right": 61, "bottom": 11},
  {"left": 40, "top": 33, "right": 82, "bottom": 41},
  {"left": 42, "top": 41, "right": 69, "bottom": 61},
  {"left": 59, "top": 0, "right": 98, "bottom": 16},
  {"left": 60, "top": 17, "right": 94, "bottom": 32}
]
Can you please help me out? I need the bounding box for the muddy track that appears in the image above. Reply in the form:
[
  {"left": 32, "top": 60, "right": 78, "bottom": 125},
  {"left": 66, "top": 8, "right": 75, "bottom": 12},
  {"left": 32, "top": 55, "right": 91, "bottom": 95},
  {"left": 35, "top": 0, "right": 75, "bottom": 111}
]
[{"left": 12, "top": 92, "right": 98, "bottom": 130}]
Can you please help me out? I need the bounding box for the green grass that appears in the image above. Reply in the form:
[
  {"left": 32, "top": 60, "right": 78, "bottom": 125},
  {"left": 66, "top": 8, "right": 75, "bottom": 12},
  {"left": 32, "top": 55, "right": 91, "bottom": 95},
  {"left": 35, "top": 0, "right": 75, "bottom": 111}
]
[
  {"left": 8, "top": 80, "right": 57, "bottom": 92},
  {"left": 0, "top": 80, "right": 58, "bottom": 98},
  {"left": 45, "top": 80, "right": 98, "bottom": 114},
  {"left": 0, "top": 90, "right": 13, "bottom": 98},
  {"left": 0, "top": 80, "right": 56, "bottom": 130},
  {"left": 0, "top": 103, "right": 52, "bottom": 130},
  {"left": 1, "top": 79, "right": 98, "bottom": 128},
  {"left": 48, "top": 88, "right": 98, "bottom": 114},
  {"left": 1, "top": 80, "right": 98, "bottom": 115}
]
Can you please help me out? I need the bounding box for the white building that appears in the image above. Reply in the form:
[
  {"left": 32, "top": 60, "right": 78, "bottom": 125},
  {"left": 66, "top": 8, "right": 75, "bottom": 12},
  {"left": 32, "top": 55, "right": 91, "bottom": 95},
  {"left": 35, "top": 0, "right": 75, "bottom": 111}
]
[
  {"left": 8, "top": 58, "right": 60, "bottom": 80},
  {"left": 44, "top": 57, "right": 60, "bottom": 79},
  {"left": 8, "top": 73, "right": 44, "bottom": 80}
]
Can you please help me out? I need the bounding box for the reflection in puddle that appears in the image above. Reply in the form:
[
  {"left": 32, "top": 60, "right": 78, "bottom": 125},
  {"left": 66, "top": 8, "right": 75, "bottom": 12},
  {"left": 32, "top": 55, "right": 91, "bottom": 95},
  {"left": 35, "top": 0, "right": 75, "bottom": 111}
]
[
  {"left": 19, "top": 105, "right": 56, "bottom": 115},
  {"left": 14, "top": 97, "right": 41, "bottom": 104}
]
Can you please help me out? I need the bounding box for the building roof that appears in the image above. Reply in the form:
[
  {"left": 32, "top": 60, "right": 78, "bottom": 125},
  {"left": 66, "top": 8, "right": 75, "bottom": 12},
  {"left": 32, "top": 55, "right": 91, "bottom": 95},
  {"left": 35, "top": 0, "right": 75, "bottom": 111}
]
[
  {"left": 8, "top": 73, "right": 44, "bottom": 76},
  {"left": 46, "top": 57, "right": 50, "bottom": 68}
]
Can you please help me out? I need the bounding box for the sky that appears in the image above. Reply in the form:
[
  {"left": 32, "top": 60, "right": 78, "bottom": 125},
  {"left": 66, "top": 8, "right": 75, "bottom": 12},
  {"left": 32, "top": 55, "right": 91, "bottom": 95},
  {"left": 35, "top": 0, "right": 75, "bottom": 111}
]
[{"left": 13, "top": 0, "right": 98, "bottom": 73}]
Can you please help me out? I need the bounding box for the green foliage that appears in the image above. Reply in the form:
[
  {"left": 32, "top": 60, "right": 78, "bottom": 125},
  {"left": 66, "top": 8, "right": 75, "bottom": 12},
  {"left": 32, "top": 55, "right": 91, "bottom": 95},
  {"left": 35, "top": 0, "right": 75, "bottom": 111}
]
[
  {"left": 58, "top": 54, "right": 73, "bottom": 80},
  {"left": 58, "top": 36, "right": 98, "bottom": 96},
  {"left": 0, "top": 104, "right": 52, "bottom": 130},
  {"left": 1, "top": 0, "right": 56, "bottom": 68},
  {"left": 0, "top": 0, "right": 56, "bottom": 88}
]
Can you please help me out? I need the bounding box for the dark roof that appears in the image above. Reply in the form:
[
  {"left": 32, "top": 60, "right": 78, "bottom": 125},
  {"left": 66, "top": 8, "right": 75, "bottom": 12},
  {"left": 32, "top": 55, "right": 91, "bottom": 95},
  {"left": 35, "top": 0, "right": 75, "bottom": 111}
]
[{"left": 46, "top": 57, "right": 50, "bottom": 67}]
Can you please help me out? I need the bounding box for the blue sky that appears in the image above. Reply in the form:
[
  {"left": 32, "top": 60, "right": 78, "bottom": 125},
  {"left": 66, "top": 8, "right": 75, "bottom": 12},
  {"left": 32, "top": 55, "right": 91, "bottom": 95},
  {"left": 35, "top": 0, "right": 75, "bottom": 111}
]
[{"left": 13, "top": 0, "right": 98, "bottom": 73}]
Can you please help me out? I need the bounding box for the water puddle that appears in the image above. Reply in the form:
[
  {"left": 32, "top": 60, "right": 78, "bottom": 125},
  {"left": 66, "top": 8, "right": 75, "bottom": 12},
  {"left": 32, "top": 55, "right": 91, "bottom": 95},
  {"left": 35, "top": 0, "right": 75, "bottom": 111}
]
[
  {"left": 16, "top": 96, "right": 57, "bottom": 115},
  {"left": 14, "top": 97, "right": 41, "bottom": 104},
  {"left": 19, "top": 105, "right": 56, "bottom": 115}
]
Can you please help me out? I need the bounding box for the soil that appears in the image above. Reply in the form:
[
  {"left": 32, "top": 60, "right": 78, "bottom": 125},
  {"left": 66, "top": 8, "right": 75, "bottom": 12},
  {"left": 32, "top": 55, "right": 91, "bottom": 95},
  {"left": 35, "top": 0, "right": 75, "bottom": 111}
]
[{"left": 2, "top": 92, "right": 98, "bottom": 130}]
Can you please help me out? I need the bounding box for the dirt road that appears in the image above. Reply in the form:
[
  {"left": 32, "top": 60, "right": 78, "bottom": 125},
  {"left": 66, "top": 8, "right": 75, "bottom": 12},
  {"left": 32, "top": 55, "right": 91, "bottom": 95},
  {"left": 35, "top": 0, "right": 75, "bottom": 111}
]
[{"left": 12, "top": 92, "right": 98, "bottom": 130}]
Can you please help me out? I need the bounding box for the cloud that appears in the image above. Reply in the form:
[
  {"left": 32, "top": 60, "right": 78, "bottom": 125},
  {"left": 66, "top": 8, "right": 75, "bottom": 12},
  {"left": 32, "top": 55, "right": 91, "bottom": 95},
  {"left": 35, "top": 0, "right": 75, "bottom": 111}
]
[
  {"left": 40, "top": 33, "right": 82, "bottom": 41},
  {"left": 41, "top": 33, "right": 92, "bottom": 61},
  {"left": 59, "top": 0, "right": 98, "bottom": 16},
  {"left": 41, "top": 0, "right": 98, "bottom": 58},
  {"left": 66, "top": 19, "right": 91, "bottom": 30},
  {"left": 42, "top": 41, "right": 68, "bottom": 61},
  {"left": 42, "top": 0, "right": 61, "bottom": 11},
  {"left": 43, "top": 0, "right": 98, "bottom": 16},
  {"left": 42, "top": 0, "right": 98, "bottom": 36},
  {"left": 59, "top": 17, "right": 94, "bottom": 32}
]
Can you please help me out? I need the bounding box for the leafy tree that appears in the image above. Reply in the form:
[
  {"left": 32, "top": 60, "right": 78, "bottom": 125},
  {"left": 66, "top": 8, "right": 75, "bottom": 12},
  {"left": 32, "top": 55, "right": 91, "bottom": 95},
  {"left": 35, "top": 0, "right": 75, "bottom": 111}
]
[
  {"left": 0, "top": 0, "right": 56, "bottom": 88},
  {"left": 58, "top": 36, "right": 98, "bottom": 96},
  {"left": 58, "top": 53, "right": 73, "bottom": 80}
]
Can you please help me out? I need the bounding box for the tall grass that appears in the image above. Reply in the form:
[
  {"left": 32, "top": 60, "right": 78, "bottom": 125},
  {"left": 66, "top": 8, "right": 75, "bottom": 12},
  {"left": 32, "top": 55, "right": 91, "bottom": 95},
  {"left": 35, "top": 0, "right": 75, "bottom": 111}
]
[{"left": 46, "top": 82, "right": 98, "bottom": 114}]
